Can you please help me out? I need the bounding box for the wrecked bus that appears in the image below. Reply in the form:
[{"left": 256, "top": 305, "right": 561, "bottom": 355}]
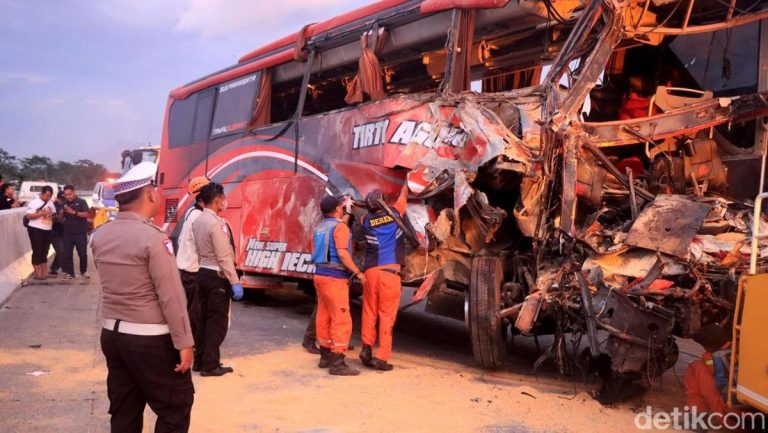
[{"left": 156, "top": 0, "right": 768, "bottom": 401}]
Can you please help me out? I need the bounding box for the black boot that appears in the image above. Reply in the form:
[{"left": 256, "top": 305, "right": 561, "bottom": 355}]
[
  {"left": 328, "top": 352, "right": 360, "bottom": 376},
  {"left": 302, "top": 336, "right": 321, "bottom": 355},
  {"left": 318, "top": 346, "right": 332, "bottom": 368},
  {"left": 359, "top": 344, "right": 374, "bottom": 367},
  {"left": 369, "top": 357, "right": 394, "bottom": 371}
]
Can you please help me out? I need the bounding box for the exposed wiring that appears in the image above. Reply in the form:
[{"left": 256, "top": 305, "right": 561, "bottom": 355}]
[
  {"left": 714, "top": 0, "right": 765, "bottom": 16},
  {"left": 543, "top": 0, "right": 577, "bottom": 25},
  {"left": 721, "top": 27, "right": 733, "bottom": 82},
  {"left": 671, "top": 361, "right": 685, "bottom": 393},
  {"left": 701, "top": 31, "right": 717, "bottom": 86},
  {"left": 638, "top": 0, "right": 685, "bottom": 36}
]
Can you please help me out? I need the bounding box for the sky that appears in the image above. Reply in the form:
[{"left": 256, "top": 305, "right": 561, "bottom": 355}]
[{"left": 0, "top": 0, "right": 370, "bottom": 171}]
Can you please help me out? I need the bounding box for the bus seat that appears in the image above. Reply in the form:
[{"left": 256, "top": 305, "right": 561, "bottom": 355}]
[{"left": 652, "top": 86, "right": 713, "bottom": 112}]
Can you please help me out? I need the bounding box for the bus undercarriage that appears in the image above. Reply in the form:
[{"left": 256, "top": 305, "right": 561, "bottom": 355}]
[{"left": 340, "top": 0, "right": 768, "bottom": 402}]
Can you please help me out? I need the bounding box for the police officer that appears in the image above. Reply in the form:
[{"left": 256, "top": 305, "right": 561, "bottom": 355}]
[
  {"left": 359, "top": 184, "right": 408, "bottom": 371},
  {"left": 175, "top": 176, "right": 211, "bottom": 365},
  {"left": 91, "top": 162, "right": 194, "bottom": 433},
  {"left": 192, "top": 182, "right": 243, "bottom": 376},
  {"left": 312, "top": 195, "right": 363, "bottom": 376}
]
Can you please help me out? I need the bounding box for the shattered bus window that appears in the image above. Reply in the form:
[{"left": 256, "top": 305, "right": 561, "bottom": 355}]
[{"left": 672, "top": 22, "right": 759, "bottom": 96}]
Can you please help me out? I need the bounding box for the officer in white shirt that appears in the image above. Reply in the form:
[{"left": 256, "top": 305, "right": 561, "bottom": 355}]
[{"left": 175, "top": 176, "right": 210, "bottom": 372}]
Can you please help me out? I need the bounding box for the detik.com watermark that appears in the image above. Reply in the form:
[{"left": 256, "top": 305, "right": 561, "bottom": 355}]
[{"left": 634, "top": 406, "right": 766, "bottom": 431}]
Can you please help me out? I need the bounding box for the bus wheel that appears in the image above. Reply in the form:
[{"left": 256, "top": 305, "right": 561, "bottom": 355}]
[{"left": 468, "top": 256, "right": 507, "bottom": 370}]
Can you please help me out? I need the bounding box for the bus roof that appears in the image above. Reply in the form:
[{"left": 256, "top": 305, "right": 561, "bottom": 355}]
[{"left": 169, "top": 0, "right": 510, "bottom": 100}]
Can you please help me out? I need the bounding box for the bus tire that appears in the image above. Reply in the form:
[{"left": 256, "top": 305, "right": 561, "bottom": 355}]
[{"left": 468, "top": 255, "right": 507, "bottom": 370}]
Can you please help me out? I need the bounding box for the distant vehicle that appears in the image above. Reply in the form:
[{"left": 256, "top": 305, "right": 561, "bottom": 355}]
[
  {"left": 18, "top": 181, "right": 59, "bottom": 205},
  {"left": 91, "top": 181, "right": 118, "bottom": 229},
  {"left": 91, "top": 182, "right": 117, "bottom": 208},
  {"left": 120, "top": 146, "right": 159, "bottom": 176}
]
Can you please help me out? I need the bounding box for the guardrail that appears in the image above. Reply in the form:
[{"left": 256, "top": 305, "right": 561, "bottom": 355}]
[
  {"left": 0, "top": 208, "right": 33, "bottom": 305},
  {"left": 0, "top": 209, "right": 31, "bottom": 270}
]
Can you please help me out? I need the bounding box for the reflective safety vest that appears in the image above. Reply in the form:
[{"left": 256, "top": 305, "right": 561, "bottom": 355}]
[
  {"left": 311, "top": 218, "right": 351, "bottom": 279},
  {"left": 361, "top": 209, "right": 404, "bottom": 270},
  {"left": 707, "top": 349, "right": 732, "bottom": 400}
]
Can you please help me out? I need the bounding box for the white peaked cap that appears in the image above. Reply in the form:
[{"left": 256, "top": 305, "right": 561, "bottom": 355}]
[{"left": 111, "top": 162, "right": 157, "bottom": 195}]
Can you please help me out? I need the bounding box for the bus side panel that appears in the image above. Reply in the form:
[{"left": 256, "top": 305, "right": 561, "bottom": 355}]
[
  {"left": 238, "top": 175, "right": 326, "bottom": 281},
  {"left": 175, "top": 142, "right": 213, "bottom": 186}
]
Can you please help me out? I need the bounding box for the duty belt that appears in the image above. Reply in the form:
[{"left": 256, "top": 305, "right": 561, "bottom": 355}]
[{"left": 102, "top": 319, "right": 170, "bottom": 336}]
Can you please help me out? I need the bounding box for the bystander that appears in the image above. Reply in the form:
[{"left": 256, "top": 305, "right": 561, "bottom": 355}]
[
  {"left": 0, "top": 183, "right": 19, "bottom": 210},
  {"left": 61, "top": 185, "right": 90, "bottom": 280},
  {"left": 26, "top": 185, "right": 56, "bottom": 280},
  {"left": 49, "top": 191, "right": 66, "bottom": 276}
]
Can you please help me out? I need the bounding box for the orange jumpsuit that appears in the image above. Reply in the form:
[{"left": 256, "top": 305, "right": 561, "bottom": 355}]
[
  {"left": 313, "top": 222, "right": 353, "bottom": 354},
  {"left": 361, "top": 191, "right": 407, "bottom": 361},
  {"left": 685, "top": 352, "right": 728, "bottom": 415}
]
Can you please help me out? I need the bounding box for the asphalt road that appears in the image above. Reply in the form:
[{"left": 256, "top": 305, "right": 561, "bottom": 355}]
[{"left": 0, "top": 267, "right": 696, "bottom": 433}]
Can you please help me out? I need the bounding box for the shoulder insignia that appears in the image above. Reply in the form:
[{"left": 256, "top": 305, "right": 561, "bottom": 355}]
[
  {"left": 221, "top": 222, "right": 229, "bottom": 234},
  {"left": 162, "top": 239, "right": 175, "bottom": 255}
]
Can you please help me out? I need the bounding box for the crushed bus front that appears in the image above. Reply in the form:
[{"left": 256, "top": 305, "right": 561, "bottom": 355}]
[{"left": 156, "top": 0, "right": 768, "bottom": 402}]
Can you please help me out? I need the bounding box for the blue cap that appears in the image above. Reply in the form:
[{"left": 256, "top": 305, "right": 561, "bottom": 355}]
[{"left": 320, "top": 195, "right": 342, "bottom": 215}]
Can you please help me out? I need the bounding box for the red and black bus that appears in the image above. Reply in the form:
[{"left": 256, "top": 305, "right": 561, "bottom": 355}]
[{"left": 156, "top": 0, "right": 768, "bottom": 384}]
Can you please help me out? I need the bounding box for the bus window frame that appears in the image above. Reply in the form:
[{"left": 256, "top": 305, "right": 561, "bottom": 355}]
[
  {"left": 168, "top": 89, "right": 216, "bottom": 150},
  {"left": 209, "top": 71, "right": 262, "bottom": 141}
]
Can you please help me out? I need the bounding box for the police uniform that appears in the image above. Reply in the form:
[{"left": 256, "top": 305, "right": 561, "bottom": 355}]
[
  {"left": 192, "top": 207, "right": 238, "bottom": 374},
  {"left": 91, "top": 162, "right": 194, "bottom": 433},
  {"left": 176, "top": 176, "right": 211, "bottom": 353}
]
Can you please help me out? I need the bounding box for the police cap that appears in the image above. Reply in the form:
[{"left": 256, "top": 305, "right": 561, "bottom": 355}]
[{"left": 111, "top": 162, "right": 157, "bottom": 196}]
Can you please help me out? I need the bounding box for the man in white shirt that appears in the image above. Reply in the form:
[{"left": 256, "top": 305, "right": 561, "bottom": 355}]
[
  {"left": 26, "top": 185, "right": 57, "bottom": 280},
  {"left": 175, "top": 176, "right": 210, "bottom": 371}
]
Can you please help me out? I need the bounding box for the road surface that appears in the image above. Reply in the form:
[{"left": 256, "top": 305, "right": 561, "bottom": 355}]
[{"left": 0, "top": 266, "right": 695, "bottom": 432}]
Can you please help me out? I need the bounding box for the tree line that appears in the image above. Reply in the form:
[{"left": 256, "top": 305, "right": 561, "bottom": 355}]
[{"left": 0, "top": 147, "right": 111, "bottom": 189}]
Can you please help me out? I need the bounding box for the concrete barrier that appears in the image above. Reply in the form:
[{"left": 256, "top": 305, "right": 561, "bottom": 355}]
[{"left": 0, "top": 208, "right": 33, "bottom": 305}]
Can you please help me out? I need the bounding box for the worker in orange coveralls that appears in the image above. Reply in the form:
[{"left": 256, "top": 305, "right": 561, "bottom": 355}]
[
  {"left": 311, "top": 195, "right": 365, "bottom": 376},
  {"left": 359, "top": 184, "right": 408, "bottom": 371},
  {"left": 685, "top": 324, "right": 732, "bottom": 417}
]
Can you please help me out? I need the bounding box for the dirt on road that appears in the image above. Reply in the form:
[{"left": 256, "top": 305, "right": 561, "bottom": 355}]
[{"left": 0, "top": 273, "right": 694, "bottom": 433}]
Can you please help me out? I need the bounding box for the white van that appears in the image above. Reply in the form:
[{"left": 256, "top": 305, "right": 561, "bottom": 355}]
[
  {"left": 18, "top": 181, "right": 59, "bottom": 205},
  {"left": 91, "top": 182, "right": 117, "bottom": 208}
]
